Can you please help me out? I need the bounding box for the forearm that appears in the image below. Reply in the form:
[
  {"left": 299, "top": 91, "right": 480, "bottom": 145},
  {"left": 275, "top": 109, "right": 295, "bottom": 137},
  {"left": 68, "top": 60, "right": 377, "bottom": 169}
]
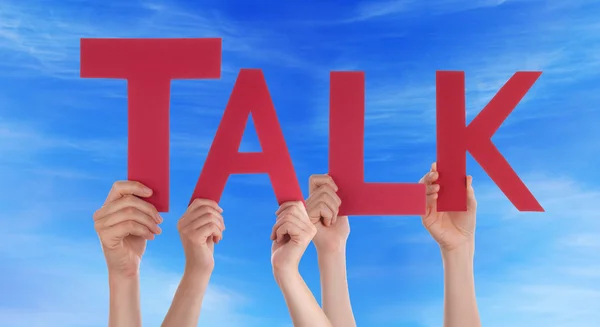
[
  {"left": 317, "top": 249, "right": 356, "bottom": 327},
  {"left": 161, "top": 268, "right": 212, "bottom": 327},
  {"left": 108, "top": 273, "right": 142, "bottom": 327},
  {"left": 442, "top": 243, "right": 481, "bottom": 327},
  {"left": 275, "top": 268, "right": 332, "bottom": 327}
]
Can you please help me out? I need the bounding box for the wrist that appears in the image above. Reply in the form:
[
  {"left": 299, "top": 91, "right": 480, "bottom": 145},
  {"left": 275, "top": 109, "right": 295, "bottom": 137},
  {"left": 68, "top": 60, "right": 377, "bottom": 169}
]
[
  {"left": 317, "top": 248, "right": 346, "bottom": 264},
  {"left": 273, "top": 266, "right": 301, "bottom": 286},
  {"left": 441, "top": 242, "right": 475, "bottom": 272},
  {"left": 108, "top": 268, "right": 139, "bottom": 282},
  {"left": 315, "top": 242, "right": 347, "bottom": 256}
]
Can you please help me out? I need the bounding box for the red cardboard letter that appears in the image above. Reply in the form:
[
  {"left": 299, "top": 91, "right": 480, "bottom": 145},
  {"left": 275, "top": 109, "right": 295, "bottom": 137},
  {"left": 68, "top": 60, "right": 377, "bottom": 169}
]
[
  {"left": 436, "top": 71, "right": 544, "bottom": 212},
  {"left": 329, "top": 72, "right": 426, "bottom": 216},
  {"left": 80, "top": 38, "right": 222, "bottom": 212},
  {"left": 190, "top": 69, "right": 303, "bottom": 205}
]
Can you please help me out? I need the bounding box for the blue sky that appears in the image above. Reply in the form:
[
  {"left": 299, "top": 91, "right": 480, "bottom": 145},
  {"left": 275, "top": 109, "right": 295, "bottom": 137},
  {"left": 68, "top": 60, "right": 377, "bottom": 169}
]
[{"left": 1, "top": 0, "right": 599, "bottom": 326}]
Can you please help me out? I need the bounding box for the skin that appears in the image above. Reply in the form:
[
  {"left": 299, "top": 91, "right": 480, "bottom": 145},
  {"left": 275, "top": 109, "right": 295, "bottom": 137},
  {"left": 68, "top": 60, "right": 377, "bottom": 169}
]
[
  {"left": 93, "top": 181, "right": 163, "bottom": 327},
  {"left": 419, "top": 162, "right": 481, "bottom": 327},
  {"left": 161, "top": 199, "right": 225, "bottom": 327},
  {"left": 306, "top": 175, "right": 356, "bottom": 327},
  {"left": 270, "top": 201, "right": 333, "bottom": 327}
]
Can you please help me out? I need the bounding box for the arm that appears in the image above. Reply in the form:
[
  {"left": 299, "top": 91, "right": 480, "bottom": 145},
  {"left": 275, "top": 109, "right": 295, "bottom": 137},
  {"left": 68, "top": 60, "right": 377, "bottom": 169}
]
[
  {"left": 274, "top": 267, "right": 333, "bottom": 327},
  {"left": 108, "top": 273, "right": 142, "bottom": 327},
  {"left": 271, "top": 201, "right": 333, "bottom": 327},
  {"left": 161, "top": 269, "right": 212, "bottom": 327},
  {"left": 442, "top": 244, "right": 480, "bottom": 327},
  {"left": 307, "top": 175, "right": 356, "bottom": 327},
  {"left": 419, "top": 164, "right": 481, "bottom": 327},
  {"left": 317, "top": 249, "right": 356, "bottom": 327},
  {"left": 94, "top": 181, "right": 163, "bottom": 327},
  {"left": 161, "top": 199, "right": 224, "bottom": 327}
]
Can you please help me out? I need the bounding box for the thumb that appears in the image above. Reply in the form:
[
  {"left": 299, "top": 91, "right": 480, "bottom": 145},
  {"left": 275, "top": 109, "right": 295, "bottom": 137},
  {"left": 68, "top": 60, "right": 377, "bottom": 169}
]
[{"left": 466, "top": 175, "right": 477, "bottom": 210}]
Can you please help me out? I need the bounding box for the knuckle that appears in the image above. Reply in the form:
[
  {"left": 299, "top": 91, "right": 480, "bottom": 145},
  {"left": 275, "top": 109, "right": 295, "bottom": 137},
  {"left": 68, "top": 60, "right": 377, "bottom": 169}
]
[
  {"left": 112, "top": 180, "right": 127, "bottom": 190},
  {"left": 124, "top": 206, "right": 137, "bottom": 215},
  {"left": 122, "top": 194, "right": 135, "bottom": 203}
]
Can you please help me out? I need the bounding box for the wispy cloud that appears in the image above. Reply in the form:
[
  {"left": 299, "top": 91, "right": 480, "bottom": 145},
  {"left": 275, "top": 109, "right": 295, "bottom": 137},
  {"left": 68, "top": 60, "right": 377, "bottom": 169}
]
[
  {"left": 339, "top": 0, "right": 510, "bottom": 23},
  {"left": 0, "top": 0, "right": 320, "bottom": 80},
  {"left": 0, "top": 224, "right": 265, "bottom": 327}
]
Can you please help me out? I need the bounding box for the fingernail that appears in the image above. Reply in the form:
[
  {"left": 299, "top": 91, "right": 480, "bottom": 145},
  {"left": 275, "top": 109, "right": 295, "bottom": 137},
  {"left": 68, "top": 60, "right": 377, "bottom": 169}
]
[
  {"left": 156, "top": 213, "right": 163, "bottom": 223},
  {"left": 144, "top": 187, "right": 152, "bottom": 195},
  {"left": 156, "top": 226, "right": 162, "bottom": 234},
  {"left": 217, "top": 206, "right": 224, "bottom": 213}
]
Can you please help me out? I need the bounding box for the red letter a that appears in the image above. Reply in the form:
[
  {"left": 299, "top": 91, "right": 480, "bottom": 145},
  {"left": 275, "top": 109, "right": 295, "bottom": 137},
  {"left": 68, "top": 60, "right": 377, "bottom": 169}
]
[
  {"left": 436, "top": 71, "right": 544, "bottom": 212},
  {"left": 329, "top": 72, "right": 426, "bottom": 216},
  {"left": 190, "top": 69, "right": 303, "bottom": 205},
  {"left": 80, "top": 38, "right": 222, "bottom": 212}
]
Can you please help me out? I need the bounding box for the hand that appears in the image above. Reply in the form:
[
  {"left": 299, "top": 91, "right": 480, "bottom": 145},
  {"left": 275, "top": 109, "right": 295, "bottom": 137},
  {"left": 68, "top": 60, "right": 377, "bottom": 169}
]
[
  {"left": 93, "top": 181, "right": 162, "bottom": 278},
  {"left": 270, "top": 201, "right": 317, "bottom": 274},
  {"left": 419, "top": 162, "right": 477, "bottom": 252},
  {"left": 177, "top": 199, "right": 225, "bottom": 274},
  {"left": 306, "top": 175, "right": 350, "bottom": 253}
]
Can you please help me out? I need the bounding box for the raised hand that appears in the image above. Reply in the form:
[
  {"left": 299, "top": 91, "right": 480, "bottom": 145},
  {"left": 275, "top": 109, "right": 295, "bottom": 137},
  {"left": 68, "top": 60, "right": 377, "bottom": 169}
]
[
  {"left": 306, "top": 174, "right": 357, "bottom": 327},
  {"left": 93, "top": 181, "right": 162, "bottom": 277},
  {"left": 270, "top": 201, "right": 317, "bottom": 273},
  {"left": 270, "top": 201, "right": 333, "bottom": 327},
  {"left": 306, "top": 174, "right": 349, "bottom": 254},
  {"left": 161, "top": 199, "right": 224, "bottom": 327},
  {"left": 177, "top": 199, "right": 225, "bottom": 274},
  {"left": 419, "top": 162, "right": 477, "bottom": 252}
]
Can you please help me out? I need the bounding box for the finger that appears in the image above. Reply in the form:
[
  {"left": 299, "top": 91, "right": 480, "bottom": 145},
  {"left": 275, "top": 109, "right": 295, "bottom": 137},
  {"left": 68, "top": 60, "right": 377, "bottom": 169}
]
[
  {"left": 309, "top": 174, "right": 338, "bottom": 194},
  {"left": 426, "top": 183, "right": 440, "bottom": 195},
  {"left": 105, "top": 180, "right": 152, "bottom": 204},
  {"left": 190, "top": 223, "right": 223, "bottom": 245},
  {"left": 180, "top": 210, "right": 225, "bottom": 233},
  {"left": 195, "top": 223, "right": 223, "bottom": 241},
  {"left": 431, "top": 162, "right": 437, "bottom": 172},
  {"left": 95, "top": 195, "right": 162, "bottom": 223},
  {"left": 188, "top": 198, "right": 223, "bottom": 213},
  {"left": 275, "top": 219, "right": 306, "bottom": 244},
  {"left": 98, "top": 207, "right": 161, "bottom": 234},
  {"left": 271, "top": 207, "right": 310, "bottom": 240},
  {"left": 312, "top": 184, "right": 341, "bottom": 206},
  {"left": 103, "top": 220, "right": 155, "bottom": 244},
  {"left": 179, "top": 206, "right": 224, "bottom": 231},
  {"left": 467, "top": 175, "right": 477, "bottom": 210},
  {"left": 420, "top": 171, "right": 439, "bottom": 185},
  {"left": 466, "top": 175, "right": 475, "bottom": 199},
  {"left": 275, "top": 201, "right": 305, "bottom": 216},
  {"left": 308, "top": 192, "right": 339, "bottom": 226},
  {"left": 307, "top": 200, "right": 335, "bottom": 226}
]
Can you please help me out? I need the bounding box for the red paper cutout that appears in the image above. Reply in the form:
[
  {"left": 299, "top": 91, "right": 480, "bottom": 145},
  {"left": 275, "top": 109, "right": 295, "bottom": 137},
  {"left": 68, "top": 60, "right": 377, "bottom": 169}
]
[
  {"left": 436, "top": 71, "right": 544, "bottom": 212},
  {"left": 189, "top": 69, "right": 303, "bottom": 205},
  {"left": 80, "top": 38, "right": 222, "bottom": 212},
  {"left": 329, "top": 72, "right": 426, "bottom": 216}
]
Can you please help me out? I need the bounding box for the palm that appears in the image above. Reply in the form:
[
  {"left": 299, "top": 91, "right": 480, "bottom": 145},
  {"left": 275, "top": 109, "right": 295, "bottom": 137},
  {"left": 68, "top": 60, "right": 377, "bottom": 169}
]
[
  {"left": 423, "top": 209, "right": 475, "bottom": 250},
  {"left": 104, "top": 235, "right": 147, "bottom": 274}
]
